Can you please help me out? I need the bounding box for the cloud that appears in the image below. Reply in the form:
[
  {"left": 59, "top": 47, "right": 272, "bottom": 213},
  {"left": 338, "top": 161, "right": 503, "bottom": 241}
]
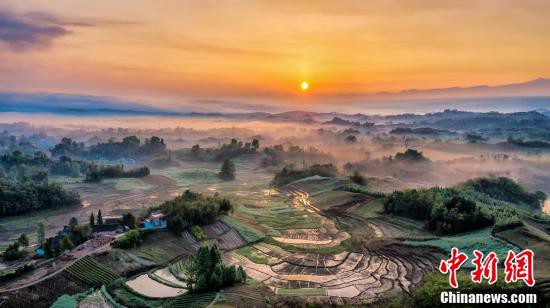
[{"left": 0, "top": 8, "right": 75, "bottom": 51}]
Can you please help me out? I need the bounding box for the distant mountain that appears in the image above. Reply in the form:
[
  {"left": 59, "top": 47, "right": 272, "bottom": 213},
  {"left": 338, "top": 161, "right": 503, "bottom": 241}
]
[
  {"left": 0, "top": 92, "right": 179, "bottom": 116},
  {"left": 374, "top": 78, "right": 550, "bottom": 100},
  {"left": 534, "top": 108, "right": 550, "bottom": 118}
]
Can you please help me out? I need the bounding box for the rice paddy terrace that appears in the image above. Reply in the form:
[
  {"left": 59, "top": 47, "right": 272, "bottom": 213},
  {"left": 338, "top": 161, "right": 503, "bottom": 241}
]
[{"left": 225, "top": 176, "right": 445, "bottom": 305}]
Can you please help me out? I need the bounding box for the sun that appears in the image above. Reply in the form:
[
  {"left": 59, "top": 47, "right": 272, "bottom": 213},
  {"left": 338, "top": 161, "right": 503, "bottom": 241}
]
[{"left": 300, "top": 81, "right": 309, "bottom": 91}]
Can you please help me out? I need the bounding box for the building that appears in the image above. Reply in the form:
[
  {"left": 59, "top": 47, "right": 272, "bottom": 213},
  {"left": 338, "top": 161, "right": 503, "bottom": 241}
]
[{"left": 142, "top": 211, "right": 167, "bottom": 230}]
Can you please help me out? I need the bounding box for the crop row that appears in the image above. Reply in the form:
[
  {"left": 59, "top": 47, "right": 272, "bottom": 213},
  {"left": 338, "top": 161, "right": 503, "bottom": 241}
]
[{"left": 65, "top": 256, "right": 120, "bottom": 286}]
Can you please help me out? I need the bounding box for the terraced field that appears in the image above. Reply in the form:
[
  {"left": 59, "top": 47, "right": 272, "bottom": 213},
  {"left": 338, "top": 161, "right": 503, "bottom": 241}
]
[
  {"left": 227, "top": 186, "right": 445, "bottom": 305},
  {"left": 64, "top": 256, "right": 120, "bottom": 286}
]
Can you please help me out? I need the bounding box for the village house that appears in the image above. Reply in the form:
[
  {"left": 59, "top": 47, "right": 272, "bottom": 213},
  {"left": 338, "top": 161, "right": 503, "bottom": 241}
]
[{"left": 141, "top": 211, "right": 167, "bottom": 230}]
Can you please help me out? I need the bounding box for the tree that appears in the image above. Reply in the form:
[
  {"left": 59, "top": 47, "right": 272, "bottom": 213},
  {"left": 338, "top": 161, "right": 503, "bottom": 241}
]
[
  {"left": 97, "top": 209, "right": 103, "bottom": 225},
  {"left": 210, "top": 263, "right": 224, "bottom": 290},
  {"left": 350, "top": 171, "right": 367, "bottom": 186},
  {"left": 17, "top": 234, "right": 29, "bottom": 247},
  {"left": 219, "top": 198, "right": 232, "bottom": 213},
  {"left": 89, "top": 212, "right": 95, "bottom": 226},
  {"left": 238, "top": 266, "right": 247, "bottom": 283},
  {"left": 122, "top": 212, "right": 136, "bottom": 229},
  {"left": 191, "top": 144, "right": 201, "bottom": 159},
  {"left": 37, "top": 222, "right": 45, "bottom": 246},
  {"left": 219, "top": 159, "right": 236, "bottom": 181},
  {"left": 61, "top": 235, "right": 74, "bottom": 251},
  {"left": 69, "top": 217, "right": 78, "bottom": 229},
  {"left": 3, "top": 242, "right": 24, "bottom": 261},
  {"left": 251, "top": 139, "right": 260, "bottom": 150}
]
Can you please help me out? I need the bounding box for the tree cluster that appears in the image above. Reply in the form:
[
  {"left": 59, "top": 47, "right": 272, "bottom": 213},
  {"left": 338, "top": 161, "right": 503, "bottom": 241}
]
[
  {"left": 185, "top": 245, "right": 247, "bottom": 293},
  {"left": 160, "top": 190, "right": 233, "bottom": 234},
  {"left": 384, "top": 188, "right": 494, "bottom": 235},
  {"left": 51, "top": 136, "right": 167, "bottom": 160},
  {"left": 113, "top": 229, "right": 145, "bottom": 249},
  {"left": 0, "top": 179, "right": 81, "bottom": 217},
  {"left": 461, "top": 177, "right": 546, "bottom": 210},
  {"left": 260, "top": 144, "right": 334, "bottom": 168},
  {"left": 218, "top": 159, "right": 236, "bottom": 181},
  {"left": 271, "top": 163, "right": 339, "bottom": 187},
  {"left": 85, "top": 164, "right": 150, "bottom": 182}
]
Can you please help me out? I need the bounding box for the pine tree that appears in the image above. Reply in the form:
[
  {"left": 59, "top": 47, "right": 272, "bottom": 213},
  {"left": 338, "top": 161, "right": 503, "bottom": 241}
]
[
  {"left": 97, "top": 209, "right": 103, "bottom": 225},
  {"left": 210, "top": 245, "right": 222, "bottom": 269},
  {"left": 89, "top": 212, "right": 95, "bottom": 226},
  {"left": 238, "top": 266, "right": 247, "bottom": 283},
  {"left": 37, "top": 222, "right": 45, "bottom": 246},
  {"left": 210, "top": 263, "right": 224, "bottom": 291},
  {"left": 219, "top": 159, "right": 236, "bottom": 181},
  {"left": 18, "top": 234, "right": 29, "bottom": 247},
  {"left": 61, "top": 235, "right": 74, "bottom": 251}
]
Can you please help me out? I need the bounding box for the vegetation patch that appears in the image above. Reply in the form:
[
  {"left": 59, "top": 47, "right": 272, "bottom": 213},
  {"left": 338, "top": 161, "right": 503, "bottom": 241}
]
[
  {"left": 235, "top": 246, "right": 281, "bottom": 265},
  {"left": 405, "top": 228, "right": 518, "bottom": 264},
  {"left": 263, "top": 236, "right": 352, "bottom": 255},
  {"left": 155, "top": 168, "right": 221, "bottom": 187},
  {"left": 102, "top": 178, "right": 153, "bottom": 191},
  {"left": 276, "top": 287, "right": 327, "bottom": 296},
  {"left": 65, "top": 256, "right": 120, "bottom": 286},
  {"left": 221, "top": 216, "right": 265, "bottom": 243}
]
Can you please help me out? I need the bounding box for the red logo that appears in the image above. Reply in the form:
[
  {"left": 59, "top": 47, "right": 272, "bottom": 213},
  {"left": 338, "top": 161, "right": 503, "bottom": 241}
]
[
  {"left": 439, "top": 248, "right": 535, "bottom": 287},
  {"left": 504, "top": 249, "right": 535, "bottom": 287},
  {"left": 439, "top": 247, "right": 468, "bottom": 288},
  {"left": 471, "top": 250, "right": 499, "bottom": 284}
]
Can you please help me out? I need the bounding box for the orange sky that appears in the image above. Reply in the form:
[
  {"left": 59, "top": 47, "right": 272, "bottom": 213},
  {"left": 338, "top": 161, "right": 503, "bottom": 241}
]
[{"left": 1, "top": 0, "right": 550, "bottom": 107}]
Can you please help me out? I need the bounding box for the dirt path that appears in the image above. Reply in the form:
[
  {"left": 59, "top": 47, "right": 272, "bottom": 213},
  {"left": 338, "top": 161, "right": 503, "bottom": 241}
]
[{"left": 0, "top": 243, "right": 111, "bottom": 294}]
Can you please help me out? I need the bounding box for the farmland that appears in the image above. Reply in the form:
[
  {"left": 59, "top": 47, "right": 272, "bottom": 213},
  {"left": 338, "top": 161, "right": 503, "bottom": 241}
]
[{"left": 64, "top": 256, "right": 121, "bottom": 286}]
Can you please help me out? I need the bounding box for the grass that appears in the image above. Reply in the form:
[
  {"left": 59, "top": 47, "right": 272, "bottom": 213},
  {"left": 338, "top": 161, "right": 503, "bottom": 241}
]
[
  {"left": 134, "top": 246, "right": 169, "bottom": 263},
  {"left": 276, "top": 288, "right": 327, "bottom": 296},
  {"left": 284, "top": 176, "right": 348, "bottom": 196},
  {"left": 65, "top": 256, "right": 120, "bottom": 286},
  {"left": 111, "top": 287, "right": 166, "bottom": 307},
  {"left": 235, "top": 246, "right": 281, "bottom": 265},
  {"left": 221, "top": 215, "right": 265, "bottom": 243},
  {"left": 310, "top": 190, "right": 367, "bottom": 211},
  {"left": 235, "top": 203, "right": 321, "bottom": 230},
  {"left": 101, "top": 178, "right": 154, "bottom": 191},
  {"left": 350, "top": 198, "right": 385, "bottom": 219},
  {"left": 165, "top": 292, "right": 217, "bottom": 308},
  {"left": 155, "top": 168, "right": 221, "bottom": 187},
  {"left": 405, "top": 228, "right": 518, "bottom": 266},
  {"left": 263, "top": 237, "right": 352, "bottom": 255}
]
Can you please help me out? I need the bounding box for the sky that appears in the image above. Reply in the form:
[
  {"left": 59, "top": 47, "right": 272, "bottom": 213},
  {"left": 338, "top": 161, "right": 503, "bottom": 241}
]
[{"left": 1, "top": 0, "right": 550, "bottom": 111}]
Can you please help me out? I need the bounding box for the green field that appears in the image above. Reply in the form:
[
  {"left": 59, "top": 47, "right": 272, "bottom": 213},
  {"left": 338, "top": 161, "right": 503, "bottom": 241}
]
[
  {"left": 155, "top": 168, "right": 221, "bottom": 187},
  {"left": 165, "top": 292, "right": 217, "bottom": 308},
  {"left": 111, "top": 287, "right": 166, "bottom": 307},
  {"left": 235, "top": 203, "right": 321, "bottom": 230},
  {"left": 284, "top": 176, "right": 348, "bottom": 195},
  {"left": 102, "top": 178, "right": 154, "bottom": 191},
  {"left": 310, "top": 190, "right": 367, "bottom": 211},
  {"left": 405, "top": 228, "right": 518, "bottom": 266},
  {"left": 263, "top": 237, "right": 352, "bottom": 255},
  {"left": 133, "top": 246, "right": 170, "bottom": 263},
  {"left": 235, "top": 246, "right": 281, "bottom": 265},
  {"left": 65, "top": 256, "right": 120, "bottom": 286},
  {"left": 221, "top": 216, "right": 265, "bottom": 243},
  {"left": 350, "top": 198, "right": 385, "bottom": 219},
  {"left": 276, "top": 288, "right": 327, "bottom": 296}
]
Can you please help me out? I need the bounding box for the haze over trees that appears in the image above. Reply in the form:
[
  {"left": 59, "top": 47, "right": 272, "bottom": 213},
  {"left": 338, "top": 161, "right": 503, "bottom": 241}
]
[
  {"left": 84, "top": 164, "right": 150, "bottom": 182},
  {"left": 218, "top": 159, "right": 236, "bottom": 181},
  {"left": 159, "top": 190, "right": 233, "bottom": 234},
  {"left": 271, "top": 163, "right": 339, "bottom": 187},
  {"left": 50, "top": 136, "right": 167, "bottom": 159},
  {"left": 0, "top": 179, "right": 81, "bottom": 217}
]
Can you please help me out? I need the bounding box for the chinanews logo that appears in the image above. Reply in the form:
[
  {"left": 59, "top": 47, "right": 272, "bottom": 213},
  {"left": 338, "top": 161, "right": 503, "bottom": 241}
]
[{"left": 437, "top": 247, "right": 538, "bottom": 304}]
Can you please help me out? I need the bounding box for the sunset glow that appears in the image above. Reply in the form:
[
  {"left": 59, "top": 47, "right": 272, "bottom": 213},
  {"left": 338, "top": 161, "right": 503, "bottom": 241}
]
[{"left": 1, "top": 1, "right": 549, "bottom": 109}]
